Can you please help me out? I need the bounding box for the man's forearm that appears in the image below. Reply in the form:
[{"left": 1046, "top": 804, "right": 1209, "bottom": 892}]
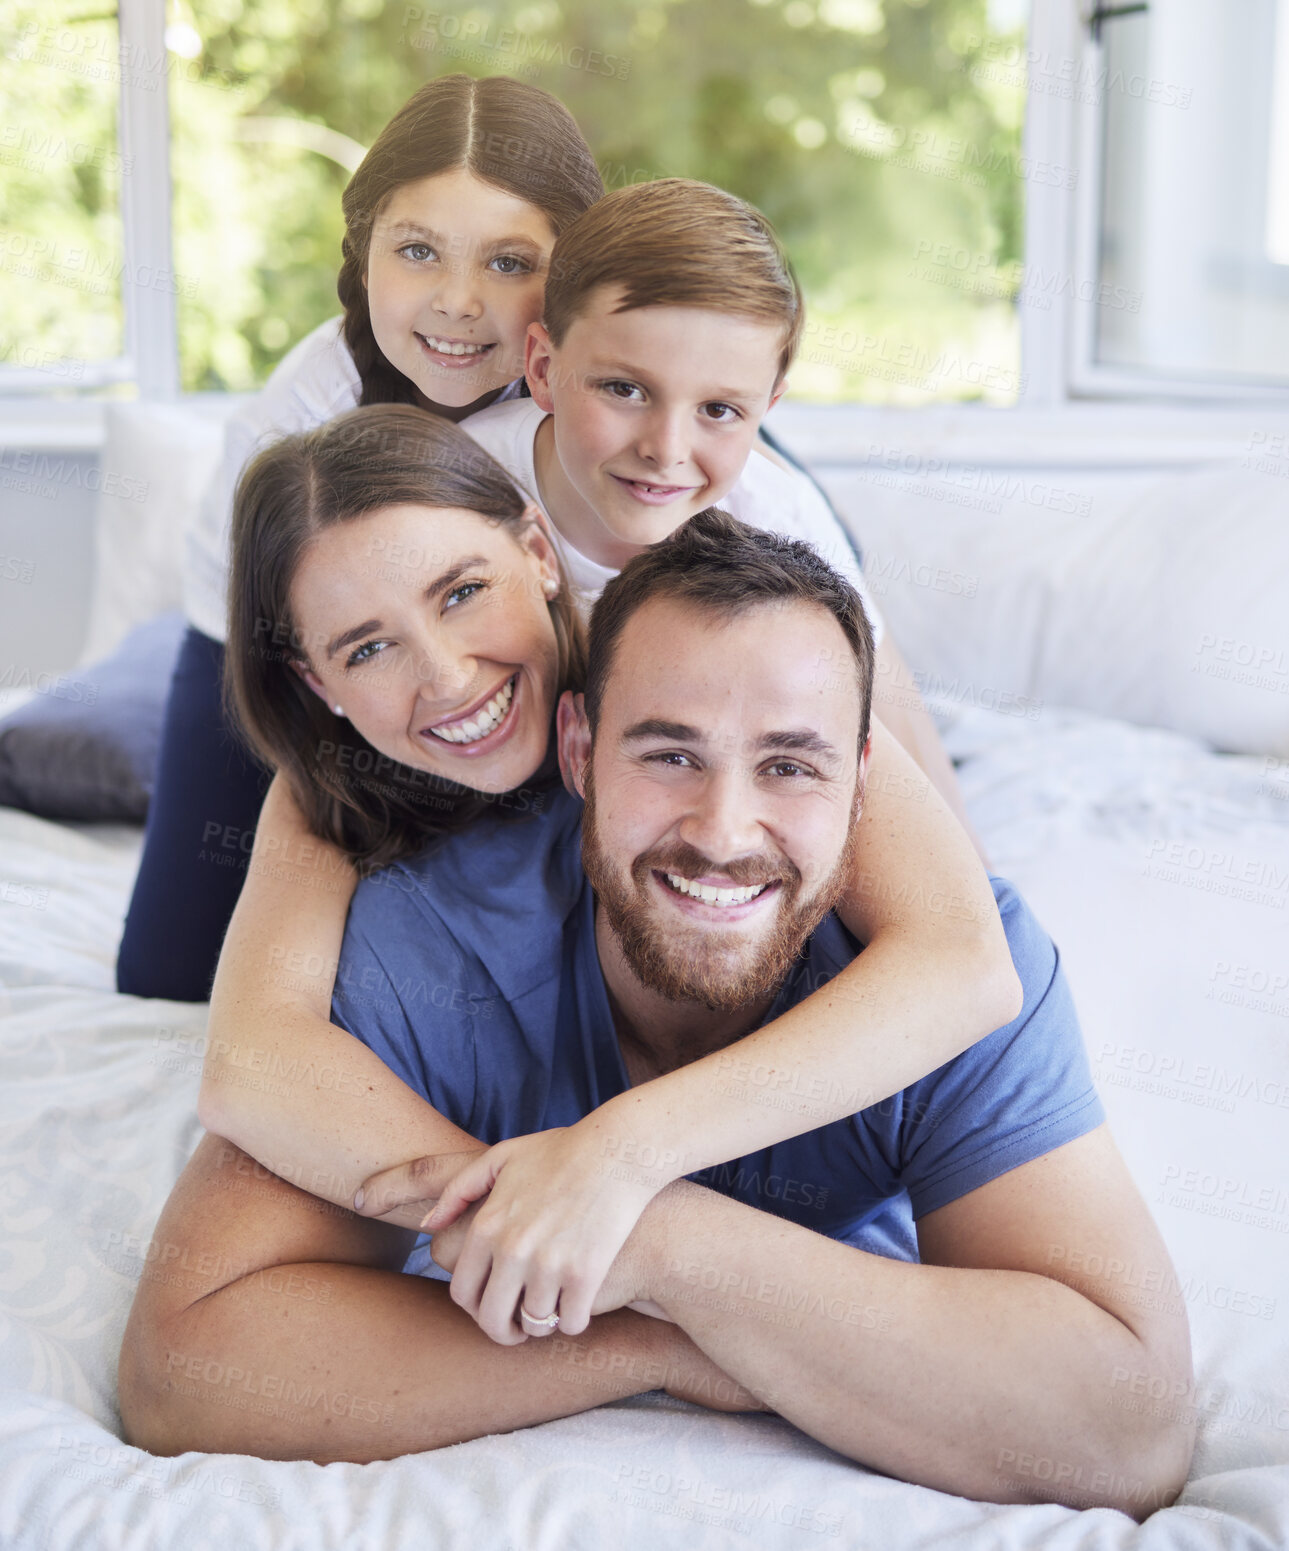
[
  {"left": 120, "top": 1138, "right": 758, "bottom": 1463},
  {"left": 638, "top": 1184, "right": 1186, "bottom": 1516}
]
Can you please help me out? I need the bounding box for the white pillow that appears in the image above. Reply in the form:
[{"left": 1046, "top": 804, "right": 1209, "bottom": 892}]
[
  {"left": 78, "top": 403, "right": 224, "bottom": 666},
  {"left": 826, "top": 465, "right": 1289, "bottom": 756}
]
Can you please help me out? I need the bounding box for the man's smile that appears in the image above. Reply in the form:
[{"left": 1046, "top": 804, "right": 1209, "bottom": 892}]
[{"left": 652, "top": 868, "right": 781, "bottom": 920}]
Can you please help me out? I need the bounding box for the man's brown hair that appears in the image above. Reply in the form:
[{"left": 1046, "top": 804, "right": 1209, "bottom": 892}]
[
  {"left": 584, "top": 508, "right": 874, "bottom": 750},
  {"left": 543, "top": 179, "right": 804, "bottom": 381}
]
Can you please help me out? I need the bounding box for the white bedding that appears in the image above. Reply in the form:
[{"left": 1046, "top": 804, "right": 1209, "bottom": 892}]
[{"left": 1, "top": 705, "right": 1287, "bottom": 1551}]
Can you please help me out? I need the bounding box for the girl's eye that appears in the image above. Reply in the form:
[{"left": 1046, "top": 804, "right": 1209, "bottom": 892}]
[
  {"left": 445, "top": 580, "right": 487, "bottom": 609},
  {"left": 489, "top": 253, "right": 531, "bottom": 275},
  {"left": 603, "top": 380, "right": 644, "bottom": 402},
  {"left": 701, "top": 401, "right": 741, "bottom": 422},
  {"left": 399, "top": 242, "right": 436, "bottom": 263},
  {"left": 346, "top": 640, "right": 388, "bottom": 668}
]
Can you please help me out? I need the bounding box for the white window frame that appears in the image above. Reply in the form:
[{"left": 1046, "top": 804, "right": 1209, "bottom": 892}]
[
  {"left": 0, "top": 0, "right": 177, "bottom": 401},
  {"left": 5, "top": 0, "right": 1287, "bottom": 438},
  {"left": 118, "top": 0, "right": 180, "bottom": 400},
  {"left": 1021, "top": 0, "right": 1289, "bottom": 405}
]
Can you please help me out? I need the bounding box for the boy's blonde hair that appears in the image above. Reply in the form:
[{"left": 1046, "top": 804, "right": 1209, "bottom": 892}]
[{"left": 543, "top": 178, "right": 803, "bottom": 381}]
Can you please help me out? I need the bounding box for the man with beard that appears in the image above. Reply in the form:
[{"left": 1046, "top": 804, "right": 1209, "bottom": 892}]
[
  {"left": 334, "top": 510, "right": 1191, "bottom": 1514},
  {"left": 119, "top": 512, "right": 1192, "bottom": 1515}
]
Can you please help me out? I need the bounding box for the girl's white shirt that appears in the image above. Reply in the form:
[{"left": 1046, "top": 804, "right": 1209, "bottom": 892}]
[
  {"left": 182, "top": 316, "right": 525, "bottom": 643},
  {"left": 459, "top": 395, "right": 886, "bottom": 643}
]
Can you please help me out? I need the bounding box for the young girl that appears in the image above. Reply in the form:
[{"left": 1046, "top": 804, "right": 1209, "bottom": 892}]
[
  {"left": 115, "top": 74, "right": 604, "bottom": 1001},
  {"left": 192, "top": 404, "right": 1020, "bottom": 1368}
]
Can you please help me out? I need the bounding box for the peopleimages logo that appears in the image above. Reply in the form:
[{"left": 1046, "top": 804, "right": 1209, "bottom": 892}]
[{"left": 403, "top": 8, "right": 631, "bottom": 79}]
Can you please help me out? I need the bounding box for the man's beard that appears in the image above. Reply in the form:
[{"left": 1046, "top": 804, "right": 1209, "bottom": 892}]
[{"left": 581, "top": 769, "right": 858, "bottom": 1013}]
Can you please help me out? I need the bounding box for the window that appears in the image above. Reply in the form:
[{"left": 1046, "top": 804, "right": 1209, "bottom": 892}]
[
  {"left": 4, "top": 0, "right": 1035, "bottom": 406},
  {"left": 1090, "top": 0, "right": 1289, "bottom": 391},
  {"left": 167, "top": 0, "right": 1033, "bottom": 404},
  {"left": 0, "top": 0, "right": 177, "bottom": 398},
  {"left": 1028, "top": 0, "right": 1289, "bottom": 401},
  {"left": 0, "top": 3, "right": 129, "bottom": 390}
]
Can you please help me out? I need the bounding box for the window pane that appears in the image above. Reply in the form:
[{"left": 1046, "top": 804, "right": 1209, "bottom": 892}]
[
  {"left": 172, "top": 0, "right": 1027, "bottom": 403},
  {"left": 0, "top": 1, "right": 126, "bottom": 385},
  {"left": 1096, "top": 0, "right": 1289, "bottom": 387}
]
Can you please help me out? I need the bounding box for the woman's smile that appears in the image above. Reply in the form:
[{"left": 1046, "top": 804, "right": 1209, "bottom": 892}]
[{"left": 420, "top": 672, "right": 520, "bottom": 753}]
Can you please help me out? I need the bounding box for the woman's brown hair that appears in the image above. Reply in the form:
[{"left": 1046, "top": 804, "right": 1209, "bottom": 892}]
[
  {"left": 337, "top": 74, "right": 605, "bottom": 405},
  {"left": 226, "top": 404, "right": 585, "bottom": 872}
]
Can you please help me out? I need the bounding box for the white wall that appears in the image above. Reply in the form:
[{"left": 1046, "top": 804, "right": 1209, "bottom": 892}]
[{"left": 0, "top": 449, "right": 96, "bottom": 678}]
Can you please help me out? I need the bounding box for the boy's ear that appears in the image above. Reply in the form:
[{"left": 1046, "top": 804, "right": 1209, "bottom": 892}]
[
  {"left": 556, "top": 690, "right": 591, "bottom": 798},
  {"left": 526, "top": 322, "right": 557, "bottom": 412},
  {"left": 767, "top": 374, "right": 789, "bottom": 413}
]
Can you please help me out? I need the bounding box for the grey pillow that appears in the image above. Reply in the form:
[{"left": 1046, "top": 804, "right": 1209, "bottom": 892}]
[{"left": 0, "top": 612, "right": 186, "bottom": 822}]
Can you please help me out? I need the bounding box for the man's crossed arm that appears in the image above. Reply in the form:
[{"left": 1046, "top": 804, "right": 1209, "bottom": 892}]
[{"left": 372, "top": 1123, "right": 1195, "bottom": 1518}]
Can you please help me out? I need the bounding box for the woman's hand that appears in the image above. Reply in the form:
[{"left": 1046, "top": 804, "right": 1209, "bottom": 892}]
[{"left": 355, "top": 1124, "right": 666, "bottom": 1346}]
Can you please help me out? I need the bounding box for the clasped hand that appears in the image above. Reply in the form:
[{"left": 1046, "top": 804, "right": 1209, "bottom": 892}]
[{"left": 354, "top": 1121, "right": 675, "bottom": 1345}]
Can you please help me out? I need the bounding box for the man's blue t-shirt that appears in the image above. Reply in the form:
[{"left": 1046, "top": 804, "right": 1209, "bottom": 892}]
[{"left": 332, "top": 787, "right": 1104, "bottom": 1265}]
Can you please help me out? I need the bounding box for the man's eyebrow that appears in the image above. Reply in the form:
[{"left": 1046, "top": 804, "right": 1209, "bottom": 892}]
[
  {"left": 619, "top": 720, "right": 843, "bottom": 766},
  {"left": 620, "top": 718, "right": 702, "bottom": 743},
  {"left": 755, "top": 729, "right": 843, "bottom": 764},
  {"left": 325, "top": 557, "right": 488, "bottom": 660}
]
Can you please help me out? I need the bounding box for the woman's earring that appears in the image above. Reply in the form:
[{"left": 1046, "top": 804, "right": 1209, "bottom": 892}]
[
  {"left": 542, "top": 577, "right": 559, "bottom": 599},
  {"left": 332, "top": 704, "right": 345, "bottom": 717}
]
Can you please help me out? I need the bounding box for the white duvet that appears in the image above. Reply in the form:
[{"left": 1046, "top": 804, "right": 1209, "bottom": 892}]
[{"left": 1, "top": 704, "right": 1287, "bottom": 1551}]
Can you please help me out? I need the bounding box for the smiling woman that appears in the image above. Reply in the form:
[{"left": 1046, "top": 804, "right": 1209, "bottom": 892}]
[
  {"left": 226, "top": 403, "right": 584, "bottom": 870},
  {"left": 288, "top": 506, "right": 558, "bottom": 782}
]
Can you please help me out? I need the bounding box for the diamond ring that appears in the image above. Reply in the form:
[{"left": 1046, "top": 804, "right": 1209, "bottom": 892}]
[{"left": 519, "top": 1304, "right": 560, "bottom": 1332}]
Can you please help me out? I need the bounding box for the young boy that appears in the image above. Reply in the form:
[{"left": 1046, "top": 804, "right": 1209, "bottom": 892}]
[{"left": 461, "top": 177, "right": 980, "bottom": 843}]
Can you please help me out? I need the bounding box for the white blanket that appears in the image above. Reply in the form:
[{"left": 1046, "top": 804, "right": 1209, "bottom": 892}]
[{"left": 1, "top": 706, "right": 1287, "bottom": 1550}]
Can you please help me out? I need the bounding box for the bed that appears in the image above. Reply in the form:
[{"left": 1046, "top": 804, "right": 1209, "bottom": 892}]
[{"left": 0, "top": 411, "right": 1286, "bottom": 1549}]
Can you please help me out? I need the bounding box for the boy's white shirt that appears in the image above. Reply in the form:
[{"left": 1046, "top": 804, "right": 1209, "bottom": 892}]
[
  {"left": 181, "top": 316, "right": 526, "bottom": 643},
  {"left": 459, "top": 396, "right": 885, "bottom": 643}
]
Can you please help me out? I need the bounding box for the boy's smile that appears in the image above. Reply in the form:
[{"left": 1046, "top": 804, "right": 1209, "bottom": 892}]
[{"left": 527, "top": 286, "right": 787, "bottom": 569}]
